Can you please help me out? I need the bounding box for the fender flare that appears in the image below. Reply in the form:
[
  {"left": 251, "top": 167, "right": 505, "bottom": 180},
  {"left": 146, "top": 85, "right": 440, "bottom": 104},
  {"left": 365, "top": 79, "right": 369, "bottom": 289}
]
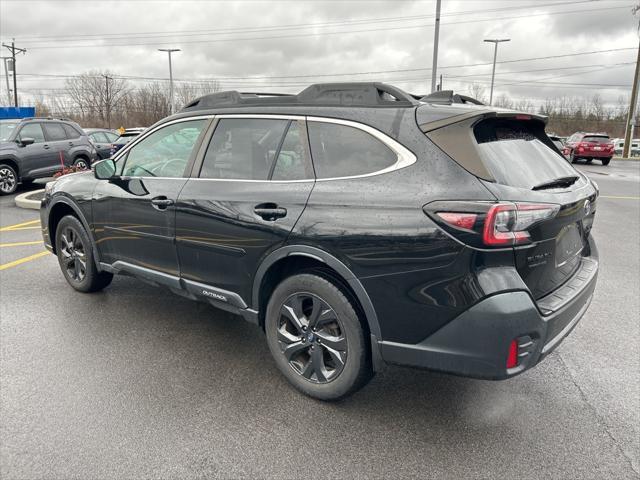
[
  {"left": 48, "top": 195, "right": 102, "bottom": 267},
  {"left": 251, "top": 245, "right": 381, "bottom": 338},
  {"left": 0, "top": 154, "right": 21, "bottom": 176}
]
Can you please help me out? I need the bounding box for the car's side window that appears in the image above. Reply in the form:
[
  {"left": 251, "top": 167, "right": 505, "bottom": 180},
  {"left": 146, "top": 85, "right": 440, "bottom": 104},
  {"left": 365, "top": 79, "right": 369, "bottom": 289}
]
[
  {"left": 307, "top": 121, "right": 397, "bottom": 179},
  {"left": 105, "top": 132, "right": 119, "bottom": 142},
  {"left": 121, "top": 119, "right": 206, "bottom": 178},
  {"left": 62, "top": 124, "right": 81, "bottom": 139},
  {"left": 43, "top": 123, "right": 67, "bottom": 142},
  {"left": 200, "top": 118, "right": 289, "bottom": 180},
  {"left": 271, "top": 121, "right": 313, "bottom": 181},
  {"left": 91, "top": 132, "right": 109, "bottom": 143},
  {"left": 17, "top": 123, "right": 45, "bottom": 143}
]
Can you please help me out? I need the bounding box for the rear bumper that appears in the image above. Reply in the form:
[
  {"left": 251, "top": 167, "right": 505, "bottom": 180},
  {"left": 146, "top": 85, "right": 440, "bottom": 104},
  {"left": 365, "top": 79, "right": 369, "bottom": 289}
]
[
  {"left": 577, "top": 151, "right": 612, "bottom": 158},
  {"left": 379, "top": 242, "right": 598, "bottom": 379}
]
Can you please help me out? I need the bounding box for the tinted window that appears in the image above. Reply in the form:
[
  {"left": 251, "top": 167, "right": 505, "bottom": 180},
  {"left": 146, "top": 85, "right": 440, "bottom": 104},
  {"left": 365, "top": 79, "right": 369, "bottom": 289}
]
[
  {"left": 18, "top": 123, "right": 45, "bottom": 143},
  {"left": 43, "top": 123, "right": 67, "bottom": 141},
  {"left": 473, "top": 119, "right": 577, "bottom": 189},
  {"left": 307, "top": 122, "right": 396, "bottom": 179},
  {"left": 271, "top": 121, "right": 312, "bottom": 181},
  {"left": 582, "top": 136, "right": 610, "bottom": 144},
  {"left": 121, "top": 120, "right": 206, "bottom": 178},
  {"left": 62, "top": 124, "right": 81, "bottom": 139},
  {"left": 200, "top": 119, "right": 288, "bottom": 180}
]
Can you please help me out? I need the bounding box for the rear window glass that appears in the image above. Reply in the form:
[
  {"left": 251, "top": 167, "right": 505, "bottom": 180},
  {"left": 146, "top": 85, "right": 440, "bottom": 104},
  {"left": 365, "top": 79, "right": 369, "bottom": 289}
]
[
  {"left": 43, "top": 123, "right": 67, "bottom": 141},
  {"left": 472, "top": 119, "right": 577, "bottom": 189},
  {"left": 582, "top": 136, "right": 610, "bottom": 144},
  {"left": 308, "top": 122, "right": 397, "bottom": 179}
]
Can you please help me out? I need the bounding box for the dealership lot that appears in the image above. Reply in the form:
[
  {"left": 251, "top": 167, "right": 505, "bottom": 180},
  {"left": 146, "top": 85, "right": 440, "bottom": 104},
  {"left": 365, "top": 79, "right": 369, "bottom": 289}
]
[{"left": 1, "top": 162, "right": 638, "bottom": 479}]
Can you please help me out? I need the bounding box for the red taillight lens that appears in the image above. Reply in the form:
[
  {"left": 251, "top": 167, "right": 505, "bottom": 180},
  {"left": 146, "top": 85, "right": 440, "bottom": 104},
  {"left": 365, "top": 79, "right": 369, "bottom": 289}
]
[
  {"left": 436, "top": 212, "right": 477, "bottom": 231},
  {"left": 506, "top": 340, "right": 518, "bottom": 369},
  {"left": 482, "top": 202, "right": 559, "bottom": 247}
]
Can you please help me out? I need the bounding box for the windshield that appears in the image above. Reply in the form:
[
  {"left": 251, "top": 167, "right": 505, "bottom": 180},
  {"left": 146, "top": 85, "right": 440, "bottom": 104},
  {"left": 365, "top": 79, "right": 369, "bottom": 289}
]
[
  {"left": 582, "top": 136, "right": 610, "bottom": 144},
  {"left": 0, "top": 120, "right": 19, "bottom": 142}
]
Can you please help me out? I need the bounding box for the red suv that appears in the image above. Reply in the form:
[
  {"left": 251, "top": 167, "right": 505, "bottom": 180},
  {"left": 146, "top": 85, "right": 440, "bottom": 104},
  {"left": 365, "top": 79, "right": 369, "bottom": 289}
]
[{"left": 563, "top": 133, "right": 614, "bottom": 165}]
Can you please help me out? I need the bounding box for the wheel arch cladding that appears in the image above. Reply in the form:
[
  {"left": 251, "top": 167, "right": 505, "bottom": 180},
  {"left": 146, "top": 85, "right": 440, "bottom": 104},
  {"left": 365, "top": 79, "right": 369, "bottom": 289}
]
[
  {"left": 0, "top": 157, "right": 20, "bottom": 176},
  {"left": 48, "top": 198, "right": 99, "bottom": 265},
  {"left": 252, "top": 245, "right": 382, "bottom": 338}
]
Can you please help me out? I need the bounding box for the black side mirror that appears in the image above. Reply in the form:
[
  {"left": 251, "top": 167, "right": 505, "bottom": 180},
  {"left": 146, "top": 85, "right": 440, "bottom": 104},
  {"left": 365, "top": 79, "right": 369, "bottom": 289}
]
[
  {"left": 19, "top": 137, "right": 35, "bottom": 146},
  {"left": 94, "top": 158, "right": 117, "bottom": 180}
]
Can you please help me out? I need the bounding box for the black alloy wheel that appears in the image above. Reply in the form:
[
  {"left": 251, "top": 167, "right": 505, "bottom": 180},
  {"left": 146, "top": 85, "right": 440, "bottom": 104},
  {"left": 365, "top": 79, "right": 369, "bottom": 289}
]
[
  {"left": 277, "top": 292, "right": 347, "bottom": 383},
  {"left": 0, "top": 165, "right": 17, "bottom": 195},
  {"left": 59, "top": 225, "right": 88, "bottom": 283}
]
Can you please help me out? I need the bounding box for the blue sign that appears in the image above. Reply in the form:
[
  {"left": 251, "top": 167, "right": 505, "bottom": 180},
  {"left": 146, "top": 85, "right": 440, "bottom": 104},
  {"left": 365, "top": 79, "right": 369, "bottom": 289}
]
[{"left": 0, "top": 107, "right": 36, "bottom": 119}]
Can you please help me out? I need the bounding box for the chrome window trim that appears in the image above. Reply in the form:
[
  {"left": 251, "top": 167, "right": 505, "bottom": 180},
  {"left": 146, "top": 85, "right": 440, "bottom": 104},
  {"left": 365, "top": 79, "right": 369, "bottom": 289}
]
[
  {"left": 307, "top": 116, "right": 416, "bottom": 182},
  {"left": 113, "top": 113, "right": 417, "bottom": 183}
]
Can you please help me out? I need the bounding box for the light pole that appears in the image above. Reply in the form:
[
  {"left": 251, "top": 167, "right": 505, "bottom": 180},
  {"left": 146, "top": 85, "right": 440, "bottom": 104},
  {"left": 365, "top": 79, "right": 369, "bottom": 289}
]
[
  {"left": 483, "top": 38, "right": 510, "bottom": 105},
  {"left": 430, "top": 0, "right": 442, "bottom": 93},
  {"left": 158, "top": 48, "right": 180, "bottom": 114}
]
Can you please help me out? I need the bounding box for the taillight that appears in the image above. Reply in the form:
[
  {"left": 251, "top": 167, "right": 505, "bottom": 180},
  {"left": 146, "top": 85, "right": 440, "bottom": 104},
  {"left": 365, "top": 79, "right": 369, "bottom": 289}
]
[{"left": 425, "top": 201, "right": 560, "bottom": 248}]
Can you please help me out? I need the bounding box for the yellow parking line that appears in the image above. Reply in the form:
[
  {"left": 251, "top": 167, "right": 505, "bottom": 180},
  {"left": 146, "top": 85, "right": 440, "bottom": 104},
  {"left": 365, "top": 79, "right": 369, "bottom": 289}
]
[
  {"left": 599, "top": 195, "right": 640, "bottom": 200},
  {"left": 0, "top": 251, "right": 49, "bottom": 271},
  {"left": 0, "top": 240, "right": 43, "bottom": 248},
  {"left": 0, "top": 219, "right": 40, "bottom": 232}
]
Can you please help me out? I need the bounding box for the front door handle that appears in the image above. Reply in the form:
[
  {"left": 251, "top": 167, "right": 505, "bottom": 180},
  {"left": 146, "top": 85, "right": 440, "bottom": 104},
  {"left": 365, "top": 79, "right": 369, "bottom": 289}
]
[
  {"left": 254, "top": 203, "right": 287, "bottom": 221},
  {"left": 151, "top": 196, "right": 174, "bottom": 210},
  {"left": 43, "top": 144, "right": 50, "bottom": 150},
  {"left": 68, "top": 141, "right": 74, "bottom": 147}
]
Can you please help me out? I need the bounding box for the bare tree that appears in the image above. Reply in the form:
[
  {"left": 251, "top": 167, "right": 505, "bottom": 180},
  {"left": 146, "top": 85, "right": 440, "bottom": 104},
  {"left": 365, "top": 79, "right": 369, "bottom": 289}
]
[{"left": 65, "top": 71, "right": 129, "bottom": 127}]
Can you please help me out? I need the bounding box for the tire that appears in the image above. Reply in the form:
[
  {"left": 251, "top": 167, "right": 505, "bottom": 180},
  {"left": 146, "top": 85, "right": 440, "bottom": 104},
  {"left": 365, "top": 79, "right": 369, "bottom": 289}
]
[
  {"left": 569, "top": 152, "right": 577, "bottom": 164},
  {"left": 73, "top": 157, "right": 90, "bottom": 170},
  {"left": 55, "top": 215, "right": 113, "bottom": 293},
  {"left": 265, "top": 273, "right": 372, "bottom": 401},
  {"left": 0, "top": 163, "right": 18, "bottom": 195},
  {"left": 601, "top": 157, "right": 611, "bottom": 166}
]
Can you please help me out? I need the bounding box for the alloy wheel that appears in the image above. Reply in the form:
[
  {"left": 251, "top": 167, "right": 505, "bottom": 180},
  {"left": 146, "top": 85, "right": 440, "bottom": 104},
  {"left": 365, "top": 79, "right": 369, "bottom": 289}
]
[
  {"left": 75, "top": 160, "right": 88, "bottom": 169},
  {"left": 277, "top": 292, "right": 347, "bottom": 383},
  {"left": 59, "top": 226, "right": 87, "bottom": 283},
  {"left": 0, "top": 167, "right": 16, "bottom": 194}
]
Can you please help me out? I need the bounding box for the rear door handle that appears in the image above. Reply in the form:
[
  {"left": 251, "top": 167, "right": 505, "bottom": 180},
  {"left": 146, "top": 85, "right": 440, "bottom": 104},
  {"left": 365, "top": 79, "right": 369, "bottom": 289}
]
[
  {"left": 254, "top": 203, "right": 287, "bottom": 221},
  {"left": 68, "top": 142, "right": 74, "bottom": 147},
  {"left": 151, "top": 196, "right": 174, "bottom": 210},
  {"left": 43, "top": 144, "right": 50, "bottom": 150}
]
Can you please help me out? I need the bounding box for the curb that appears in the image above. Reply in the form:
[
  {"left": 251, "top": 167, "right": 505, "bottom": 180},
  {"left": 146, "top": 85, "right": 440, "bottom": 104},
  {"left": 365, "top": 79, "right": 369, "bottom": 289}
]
[
  {"left": 613, "top": 156, "right": 640, "bottom": 161},
  {"left": 15, "top": 189, "right": 45, "bottom": 210}
]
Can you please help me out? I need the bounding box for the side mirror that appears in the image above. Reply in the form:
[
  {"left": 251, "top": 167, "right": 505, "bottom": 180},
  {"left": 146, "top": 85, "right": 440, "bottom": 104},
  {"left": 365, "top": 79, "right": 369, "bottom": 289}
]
[
  {"left": 19, "top": 137, "right": 35, "bottom": 146},
  {"left": 94, "top": 158, "right": 117, "bottom": 180}
]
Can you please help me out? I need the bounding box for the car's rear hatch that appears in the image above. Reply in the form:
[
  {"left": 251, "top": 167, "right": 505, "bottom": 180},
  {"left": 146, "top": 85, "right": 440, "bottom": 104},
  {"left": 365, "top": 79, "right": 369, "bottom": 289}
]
[{"left": 419, "top": 106, "right": 597, "bottom": 301}]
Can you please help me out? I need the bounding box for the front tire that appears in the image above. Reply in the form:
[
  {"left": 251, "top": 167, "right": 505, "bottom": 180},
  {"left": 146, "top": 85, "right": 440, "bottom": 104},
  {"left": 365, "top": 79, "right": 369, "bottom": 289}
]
[
  {"left": 265, "top": 273, "right": 372, "bottom": 401},
  {"left": 55, "top": 215, "right": 113, "bottom": 293},
  {"left": 0, "top": 164, "right": 18, "bottom": 195}
]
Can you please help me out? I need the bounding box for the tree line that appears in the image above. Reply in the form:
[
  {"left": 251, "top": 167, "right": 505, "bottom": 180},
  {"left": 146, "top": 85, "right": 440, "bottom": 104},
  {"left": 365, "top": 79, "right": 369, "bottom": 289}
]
[{"left": 29, "top": 71, "right": 635, "bottom": 139}]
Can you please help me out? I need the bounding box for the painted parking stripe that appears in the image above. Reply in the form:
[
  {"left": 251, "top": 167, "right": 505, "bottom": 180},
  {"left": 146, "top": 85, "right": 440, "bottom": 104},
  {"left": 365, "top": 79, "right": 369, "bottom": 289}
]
[
  {"left": 0, "top": 240, "right": 43, "bottom": 248},
  {"left": 0, "top": 251, "right": 50, "bottom": 271},
  {"left": 599, "top": 195, "right": 640, "bottom": 200},
  {"left": 0, "top": 219, "right": 40, "bottom": 232}
]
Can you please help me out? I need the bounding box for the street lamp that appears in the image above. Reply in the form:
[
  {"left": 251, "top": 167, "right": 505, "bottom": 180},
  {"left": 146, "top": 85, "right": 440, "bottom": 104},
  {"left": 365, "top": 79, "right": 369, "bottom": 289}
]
[
  {"left": 158, "top": 48, "right": 181, "bottom": 114},
  {"left": 483, "top": 38, "right": 510, "bottom": 105}
]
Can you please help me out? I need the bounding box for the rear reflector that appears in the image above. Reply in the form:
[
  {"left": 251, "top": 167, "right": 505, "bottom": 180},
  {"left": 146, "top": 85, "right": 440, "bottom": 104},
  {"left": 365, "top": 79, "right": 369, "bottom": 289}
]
[{"left": 507, "top": 340, "right": 518, "bottom": 369}]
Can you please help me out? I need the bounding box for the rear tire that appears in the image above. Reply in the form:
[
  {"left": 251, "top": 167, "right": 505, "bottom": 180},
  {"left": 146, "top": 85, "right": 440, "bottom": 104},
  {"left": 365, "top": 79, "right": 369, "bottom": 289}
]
[
  {"left": 73, "top": 157, "right": 90, "bottom": 170},
  {"left": 601, "top": 157, "right": 611, "bottom": 166},
  {"left": 0, "top": 164, "right": 18, "bottom": 195},
  {"left": 265, "top": 273, "right": 372, "bottom": 401},
  {"left": 55, "top": 215, "right": 113, "bottom": 293}
]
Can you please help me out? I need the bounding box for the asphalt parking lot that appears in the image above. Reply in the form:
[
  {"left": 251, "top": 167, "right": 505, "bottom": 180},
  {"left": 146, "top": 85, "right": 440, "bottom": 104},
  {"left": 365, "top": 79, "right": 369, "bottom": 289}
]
[{"left": 1, "top": 161, "right": 638, "bottom": 479}]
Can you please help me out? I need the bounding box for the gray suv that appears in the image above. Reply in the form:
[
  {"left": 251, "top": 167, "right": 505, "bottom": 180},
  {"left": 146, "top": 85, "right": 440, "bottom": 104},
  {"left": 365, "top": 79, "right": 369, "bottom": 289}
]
[{"left": 0, "top": 117, "right": 96, "bottom": 195}]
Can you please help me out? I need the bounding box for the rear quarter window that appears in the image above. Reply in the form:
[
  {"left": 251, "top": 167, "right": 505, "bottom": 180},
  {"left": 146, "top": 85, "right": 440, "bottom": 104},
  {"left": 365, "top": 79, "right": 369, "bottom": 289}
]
[{"left": 307, "top": 121, "right": 397, "bottom": 179}]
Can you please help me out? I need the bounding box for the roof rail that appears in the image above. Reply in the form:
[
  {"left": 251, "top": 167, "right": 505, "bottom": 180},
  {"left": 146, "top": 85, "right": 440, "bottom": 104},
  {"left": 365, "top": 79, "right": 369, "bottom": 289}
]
[
  {"left": 181, "top": 82, "right": 420, "bottom": 111},
  {"left": 20, "top": 116, "right": 73, "bottom": 122},
  {"left": 420, "top": 90, "right": 485, "bottom": 106}
]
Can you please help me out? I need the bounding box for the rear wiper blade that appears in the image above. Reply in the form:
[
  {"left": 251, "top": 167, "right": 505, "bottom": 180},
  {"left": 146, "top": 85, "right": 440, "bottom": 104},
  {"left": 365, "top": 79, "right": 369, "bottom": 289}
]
[{"left": 532, "top": 175, "right": 579, "bottom": 191}]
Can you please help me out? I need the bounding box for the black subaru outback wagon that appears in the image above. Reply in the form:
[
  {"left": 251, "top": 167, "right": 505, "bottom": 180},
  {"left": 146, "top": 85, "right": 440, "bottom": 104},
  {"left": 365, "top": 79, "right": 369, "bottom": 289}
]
[{"left": 41, "top": 83, "right": 599, "bottom": 400}]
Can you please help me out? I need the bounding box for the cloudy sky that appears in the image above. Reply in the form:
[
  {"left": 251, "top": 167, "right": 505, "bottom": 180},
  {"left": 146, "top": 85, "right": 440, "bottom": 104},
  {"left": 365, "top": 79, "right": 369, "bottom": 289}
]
[{"left": 0, "top": 0, "right": 637, "bottom": 109}]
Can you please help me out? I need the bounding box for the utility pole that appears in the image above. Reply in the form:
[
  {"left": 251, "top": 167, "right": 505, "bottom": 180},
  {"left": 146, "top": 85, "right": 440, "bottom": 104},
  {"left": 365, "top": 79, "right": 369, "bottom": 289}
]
[
  {"left": 158, "top": 48, "right": 180, "bottom": 114},
  {"left": 102, "top": 74, "right": 112, "bottom": 128},
  {"left": 430, "top": 0, "right": 442, "bottom": 93},
  {"left": 1, "top": 57, "right": 11, "bottom": 104},
  {"left": 484, "top": 38, "right": 510, "bottom": 105},
  {"left": 2, "top": 40, "right": 26, "bottom": 107},
  {"left": 623, "top": 8, "right": 640, "bottom": 158}
]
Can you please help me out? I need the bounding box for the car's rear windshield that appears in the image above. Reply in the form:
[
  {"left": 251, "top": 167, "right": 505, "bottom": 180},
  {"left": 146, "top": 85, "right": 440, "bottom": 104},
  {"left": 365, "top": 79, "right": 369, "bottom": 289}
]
[
  {"left": 425, "top": 116, "right": 578, "bottom": 190},
  {"left": 582, "top": 136, "right": 610, "bottom": 144}
]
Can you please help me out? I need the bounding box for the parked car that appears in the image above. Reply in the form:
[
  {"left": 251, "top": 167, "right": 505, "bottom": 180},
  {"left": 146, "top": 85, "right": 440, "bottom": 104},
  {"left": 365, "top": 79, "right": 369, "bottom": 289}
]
[
  {"left": 41, "top": 84, "right": 599, "bottom": 400},
  {"left": 548, "top": 134, "right": 564, "bottom": 151},
  {"left": 85, "top": 128, "right": 120, "bottom": 159},
  {"left": 612, "top": 137, "right": 640, "bottom": 156},
  {"left": 562, "top": 132, "right": 614, "bottom": 165},
  {"left": 109, "top": 127, "right": 145, "bottom": 157},
  {"left": 0, "top": 117, "right": 97, "bottom": 195}
]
